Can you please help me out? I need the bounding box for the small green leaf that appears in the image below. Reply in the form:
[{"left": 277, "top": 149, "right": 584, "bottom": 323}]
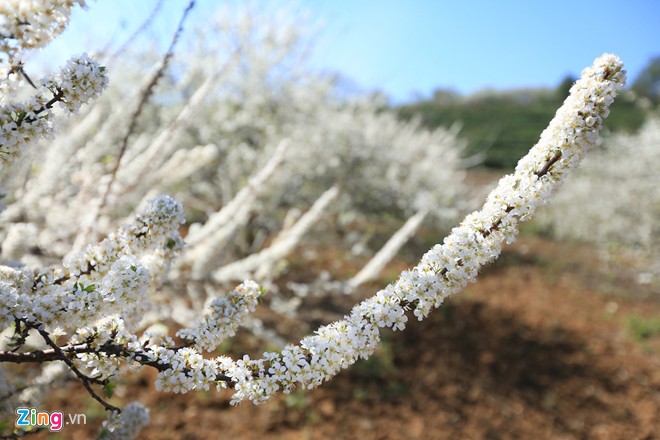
[{"left": 102, "top": 381, "right": 116, "bottom": 398}]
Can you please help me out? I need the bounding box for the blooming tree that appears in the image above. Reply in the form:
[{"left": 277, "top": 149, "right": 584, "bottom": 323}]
[
  {"left": 0, "top": 1, "right": 627, "bottom": 438},
  {"left": 540, "top": 116, "right": 660, "bottom": 285},
  {"left": 0, "top": 5, "right": 470, "bottom": 332}
]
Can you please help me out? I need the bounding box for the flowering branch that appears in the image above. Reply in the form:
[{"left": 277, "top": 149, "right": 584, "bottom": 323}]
[
  {"left": 90, "top": 0, "right": 196, "bottom": 238},
  {"left": 1, "top": 54, "right": 624, "bottom": 413},
  {"left": 0, "top": 9, "right": 627, "bottom": 433},
  {"left": 0, "top": 195, "right": 184, "bottom": 332},
  {"left": 0, "top": 54, "right": 108, "bottom": 168},
  {"left": 35, "top": 326, "right": 120, "bottom": 413},
  {"left": 206, "top": 54, "right": 626, "bottom": 405}
]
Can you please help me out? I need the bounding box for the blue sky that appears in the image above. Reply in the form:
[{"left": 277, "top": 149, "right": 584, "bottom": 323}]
[{"left": 32, "top": 0, "right": 660, "bottom": 103}]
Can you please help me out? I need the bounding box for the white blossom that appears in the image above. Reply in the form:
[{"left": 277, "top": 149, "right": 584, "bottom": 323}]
[
  {"left": 0, "top": 54, "right": 107, "bottom": 168},
  {"left": 0, "top": 0, "right": 86, "bottom": 53},
  {"left": 177, "top": 281, "right": 263, "bottom": 352},
  {"left": 43, "top": 53, "right": 109, "bottom": 113},
  {"left": 0, "top": 195, "right": 184, "bottom": 333}
]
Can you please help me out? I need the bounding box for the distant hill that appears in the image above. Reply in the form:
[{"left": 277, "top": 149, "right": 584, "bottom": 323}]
[{"left": 397, "top": 77, "right": 653, "bottom": 169}]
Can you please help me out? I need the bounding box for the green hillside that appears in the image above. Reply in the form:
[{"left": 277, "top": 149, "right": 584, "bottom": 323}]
[{"left": 397, "top": 58, "right": 659, "bottom": 169}]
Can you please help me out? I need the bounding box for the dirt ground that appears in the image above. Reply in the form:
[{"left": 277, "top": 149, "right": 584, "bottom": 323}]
[{"left": 31, "top": 233, "right": 659, "bottom": 440}]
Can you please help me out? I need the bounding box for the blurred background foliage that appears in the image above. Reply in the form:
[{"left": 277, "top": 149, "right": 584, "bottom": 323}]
[{"left": 397, "top": 56, "right": 659, "bottom": 169}]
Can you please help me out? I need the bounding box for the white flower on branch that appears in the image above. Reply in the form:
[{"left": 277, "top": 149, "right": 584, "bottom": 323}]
[
  {"left": 218, "top": 53, "right": 627, "bottom": 405},
  {"left": 0, "top": 53, "right": 107, "bottom": 168},
  {"left": 177, "top": 280, "right": 263, "bottom": 352},
  {"left": 43, "top": 53, "right": 109, "bottom": 113},
  {"left": 0, "top": 195, "right": 184, "bottom": 332},
  {"left": 0, "top": 0, "right": 86, "bottom": 53}
]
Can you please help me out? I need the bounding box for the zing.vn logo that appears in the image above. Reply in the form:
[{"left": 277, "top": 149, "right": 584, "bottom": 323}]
[{"left": 15, "top": 407, "right": 87, "bottom": 432}]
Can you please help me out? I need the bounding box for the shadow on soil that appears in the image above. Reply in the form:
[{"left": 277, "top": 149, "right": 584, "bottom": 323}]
[{"left": 342, "top": 298, "right": 634, "bottom": 433}]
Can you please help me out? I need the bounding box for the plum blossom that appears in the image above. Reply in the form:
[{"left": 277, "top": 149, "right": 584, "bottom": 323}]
[
  {"left": 212, "top": 53, "right": 627, "bottom": 404},
  {"left": 0, "top": 54, "right": 107, "bottom": 168}
]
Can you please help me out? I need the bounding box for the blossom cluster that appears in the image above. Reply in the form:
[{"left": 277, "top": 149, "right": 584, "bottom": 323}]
[
  {"left": 177, "top": 280, "right": 263, "bottom": 352},
  {"left": 0, "top": 94, "right": 52, "bottom": 166},
  {"left": 72, "top": 315, "right": 144, "bottom": 379},
  {"left": 142, "top": 282, "right": 261, "bottom": 394},
  {"left": 0, "top": 0, "right": 86, "bottom": 54},
  {"left": 152, "top": 347, "right": 231, "bottom": 394},
  {"left": 43, "top": 53, "right": 109, "bottom": 113},
  {"left": 0, "top": 54, "right": 107, "bottom": 168},
  {"left": 0, "top": 0, "right": 87, "bottom": 98},
  {"left": 0, "top": 195, "right": 184, "bottom": 332}
]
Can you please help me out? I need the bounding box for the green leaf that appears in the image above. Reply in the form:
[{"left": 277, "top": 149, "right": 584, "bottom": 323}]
[{"left": 102, "top": 381, "right": 116, "bottom": 398}]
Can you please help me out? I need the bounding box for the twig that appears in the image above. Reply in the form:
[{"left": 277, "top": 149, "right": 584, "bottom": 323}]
[
  {"left": 79, "top": 0, "right": 196, "bottom": 246},
  {"left": 35, "top": 327, "right": 119, "bottom": 413},
  {"left": 108, "top": 0, "right": 164, "bottom": 63}
]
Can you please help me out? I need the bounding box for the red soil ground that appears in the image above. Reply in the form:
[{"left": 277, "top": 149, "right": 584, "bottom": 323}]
[{"left": 29, "top": 235, "right": 660, "bottom": 440}]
